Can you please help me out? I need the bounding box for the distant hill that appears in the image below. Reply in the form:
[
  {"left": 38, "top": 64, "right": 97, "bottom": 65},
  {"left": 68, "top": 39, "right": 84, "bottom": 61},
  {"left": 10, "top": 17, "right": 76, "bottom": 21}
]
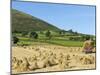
[{"left": 12, "top": 9, "right": 60, "bottom": 32}]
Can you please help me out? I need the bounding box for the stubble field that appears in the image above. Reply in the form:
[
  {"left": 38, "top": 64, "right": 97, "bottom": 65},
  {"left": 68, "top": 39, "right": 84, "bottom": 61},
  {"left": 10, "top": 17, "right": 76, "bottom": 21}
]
[{"left": 12, "top": 43, "right": 96, "bottom": 74}]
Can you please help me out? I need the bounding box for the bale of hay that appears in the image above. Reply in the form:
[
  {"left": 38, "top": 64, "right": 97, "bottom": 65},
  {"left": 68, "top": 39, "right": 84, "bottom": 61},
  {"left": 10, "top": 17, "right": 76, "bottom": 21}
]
[
  {"left": 19, "top": 57, "right": 30, "bottom": 72},
  {"left": 12, "top": 58, "right": 19, "bottom": 70},
  {"left": 28, "top": 56, "right": 37, "bottom": 62},
  {"left": 80, "top": 55, "right": 95, "bottom": 65},
  {"left": 12, "top": 57, "right": 17, "bottom": 63},
  {"left": 29, "top": 60, "right": 38, "bottom": 70},
  {"left": 48, "top": 54, "right": 59, "bottom": 66},
  {"left": 37, "top": 57, "right": 50, "bottom": 69}
]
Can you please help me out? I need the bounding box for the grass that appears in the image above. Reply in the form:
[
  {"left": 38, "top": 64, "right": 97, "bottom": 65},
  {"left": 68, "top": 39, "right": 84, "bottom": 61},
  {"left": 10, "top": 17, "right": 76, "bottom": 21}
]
[
  {"left": 17, "top": 36, "right": 83, "bottom": 47},
  {"left": 14, "top": 32, "right": 95, "bottom": 47},
  {"left": 46, "top": 40, "right": 83, "bottom": 47}
]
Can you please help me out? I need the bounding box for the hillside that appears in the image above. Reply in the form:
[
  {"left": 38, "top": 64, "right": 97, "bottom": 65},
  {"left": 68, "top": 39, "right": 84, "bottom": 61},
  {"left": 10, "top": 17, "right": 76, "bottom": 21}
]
[{"left": 12, "top": 9, "right": 60, "bottom": 32}]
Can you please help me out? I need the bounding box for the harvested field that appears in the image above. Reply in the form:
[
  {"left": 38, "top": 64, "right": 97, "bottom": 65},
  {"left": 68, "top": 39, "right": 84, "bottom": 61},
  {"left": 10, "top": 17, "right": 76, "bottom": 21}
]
[{"left": 12, "top": 44, "right": 96, "bottom": 74}]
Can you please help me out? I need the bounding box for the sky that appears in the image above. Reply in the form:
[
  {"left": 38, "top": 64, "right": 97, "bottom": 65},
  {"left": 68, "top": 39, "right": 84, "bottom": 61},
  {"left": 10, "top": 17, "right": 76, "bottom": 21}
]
[{"left": 12, "top": 1, "right": 96, "bottom": 35}]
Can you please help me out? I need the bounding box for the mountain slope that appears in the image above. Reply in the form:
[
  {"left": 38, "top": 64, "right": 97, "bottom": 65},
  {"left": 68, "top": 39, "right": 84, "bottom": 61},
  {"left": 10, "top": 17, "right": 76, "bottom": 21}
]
[{"left": 12, "top": 9, "right": 60, "bottom": 32}]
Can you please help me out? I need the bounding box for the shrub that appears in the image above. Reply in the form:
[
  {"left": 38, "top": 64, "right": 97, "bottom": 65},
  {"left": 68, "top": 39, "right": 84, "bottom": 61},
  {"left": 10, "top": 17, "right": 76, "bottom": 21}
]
[
  {"left": 29, "top": 32, "right": 38, "bottom": 39},
  {"left": 45, "top": 30, "right": 51, "bottom": 39},
  {"left": 13, "top": 36, "right": 19, "bottom": 44}
]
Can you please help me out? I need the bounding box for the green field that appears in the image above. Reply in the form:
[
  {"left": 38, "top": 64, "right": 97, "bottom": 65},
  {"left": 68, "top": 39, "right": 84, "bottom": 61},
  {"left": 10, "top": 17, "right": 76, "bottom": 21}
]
[
  {"left": 15, "top": 36, "right": 83, "bottom": 47},
  {"left": 13, "top": 29, "right": 96, "bottom": 47}
]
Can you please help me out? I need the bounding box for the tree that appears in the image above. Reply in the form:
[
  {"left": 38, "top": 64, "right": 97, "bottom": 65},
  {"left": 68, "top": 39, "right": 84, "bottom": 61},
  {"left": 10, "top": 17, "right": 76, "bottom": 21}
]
[
  {"left": 21, "top": 31, "right": 28, "bottom": 37},
  {"left": 34, "top": 33, "right": 38, "bottom": 39},
  {"left": 68, "top": 29, "right": 73, "bottom": 33},
  {"left": 62, "top": 30, "right": 66, "bottom": 35},
  {"left": 59, "top": 31, "right": 62, "bottom": 35},
  {"left": 74, "top": 31, "right": 78, "bottom": 35},
  {"left": 13, "top": 36, "right": 19, "bottom": 44},
  {"left": 81, "top": 35, "right": 90, "bottom": 41},
  {"left": 59, "top": 30, "right": 66, "bottom": 35},
  {"left": 69, "top": 37, "right": 74, "bottom": 40},
  {"left": 29, "top": 32, "right": 38, "bottom": 39},
  {"left": 85, "top": 35, "right": 90, "bottom": 40},
  {"left": 45, "top": 30, "right": 51, "bottom": 39}
]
